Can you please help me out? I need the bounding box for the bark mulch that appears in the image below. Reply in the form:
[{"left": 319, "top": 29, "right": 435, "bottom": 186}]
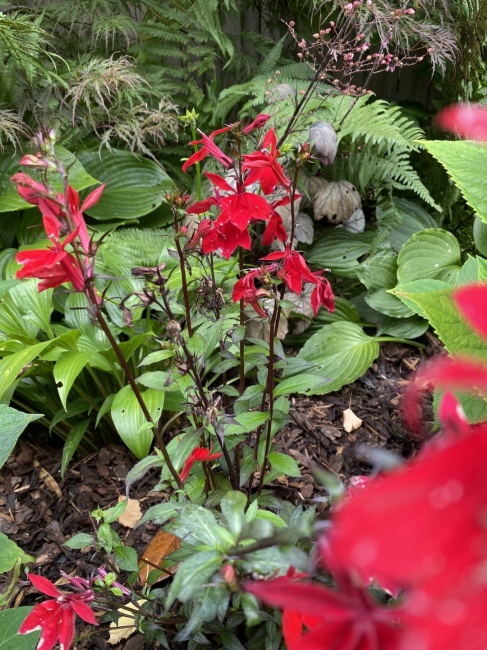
[{"left": 0, "top": 338, "right": 440, "bottom": 648}]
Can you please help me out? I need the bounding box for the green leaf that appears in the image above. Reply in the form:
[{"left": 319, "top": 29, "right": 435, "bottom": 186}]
[
  {"left": 0, "top": 533, "right": 33, "bottom": 573},
  {"left": 355, "top": 251, "right": 397, "bottom": 291},
  {"left": 77, "top": 149, "right": 174, "bottom": 220},
  {"left": 234, "top": 412, "right": 269, "bottom": 432},
  {"left": 177, "top": 586, "right": 229, "bottom": 642},
  {"left": 138, "top": 349, "right": 175, "bottom": 366},
  {"left": 220, "top": 491, "right": 247, "bottom": 537},
  {"left": 419, "top": 140, "right": 487, "bottom": 221},
  {"left": 61, "top": 419, "right": 90, "bottom": 478},
  {"left": 166, "top": 549, "right": 222, "bottom": 608},
  {"left": 54, "top": 351, "right": 94, "bottom": 410},
  {"left": 0, "top": 607, "right": 40, "bottom": 649},
  {"left": 393, "top": 280, "right": 487, "bottom": 360},
  {"left": 267, "top": 452, "right": 300, "bottom": 477},
  {"left": 397, "top": 228, "right": 461, "bottom": 284},
  {"left": 177, "top": 504, "right": 235, "bottom": 550},
  {"left": 114, "top": 545, "right": 139, "bottom": 572},
  {"left": 274, "top": 374, "right": 325, "bottom": 397},
  {"left": 377, "top": 315, "right": 428, "bottom": 339},
  {"left": 307, "top": 230, "right": 373, "bottom": 278},
  {"left": 474, "top": 216, "right": 487, "bottom": 256},
  {"left": 254, "top": 510, "right": 287, "bottom": 528},
  {"left": 63, "top": 533, "right": 95, "bottom": 549},
  {"left": 296, "top": 322, "right": 380, "bottom": 395},
  {"left": 111, "top": 386, "right": 164, "bottom": 458},
  {"left": 0, "top": 340, "right": 53, "bottom": 400},
  {"left": 365, "top": 289, "right": 414, "bottom": 318},
  {"left": 387, "top": 197, "right": 437, "bottom": 251},
  {"left": 0, "top": 405, "right": 43, "bottom": 470}
]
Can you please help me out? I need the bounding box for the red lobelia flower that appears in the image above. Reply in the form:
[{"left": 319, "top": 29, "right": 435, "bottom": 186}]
[
  {"left": 261, "top": 246, "right": 317, "bottom": 294},
  {"left": 179, "top": 445, "right": 223, "bottom": 482},
  {"left": 242, "top": 128, "right": 291, "bottom": 195},
  {"left": 19, "top": 573, "right": 97, "bottom": 650},
  {"left": 241, "top": 113, "right": 271, "bottom": 135},
  {"left": 232, "top": 270, "right": 270, "bottom": 319},
  {"left": 246, "top": 571, "right": 401, "bottom": 650},
  {"left": 262, "top": 211, "right": 288, "bottom": 247},
  {"left": 16, "top": 215, "right": 85, "bottom": 292},
  {"left": 436, "top": 104, "right": 487, "bottom": 141},
  {"left": 310, "top": 271, "right": 335, "bottom": 315},
  {"left": 182, "top": 124, "right": 235, "bottom": 172}
]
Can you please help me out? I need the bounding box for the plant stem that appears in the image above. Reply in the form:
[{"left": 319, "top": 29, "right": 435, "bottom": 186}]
[
  {"left": 374, "top": 336, "right": 427, "bottom": 349},
  {"left": 90, "top": 293, "right": 184, "bottom": 490}
]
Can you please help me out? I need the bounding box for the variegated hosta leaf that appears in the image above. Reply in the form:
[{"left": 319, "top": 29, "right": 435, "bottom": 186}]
[{"left": 343, "top": 208, "right": 366, "bottom": 233}]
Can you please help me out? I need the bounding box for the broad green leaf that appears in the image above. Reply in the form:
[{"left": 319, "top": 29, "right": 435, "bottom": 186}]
[
  {"left": 254, "top": 510, "right": 287, "bottom": 528},
  {"left": 61, "top": 419, "right": 90, "bottom": 478},
  {"left": 0, "top": 340, "right": 53, "bottom": 400},
  {"left": 419, "top": 140, "right": 487, "bottom": 222},
  {"left": 365, "top": 289, "right": 414, "bottom": 318},
  {"left": 160, "top": 432, "right": 199, "bottom": 481},
  {"left": 77, "top": 149, "right": 173, "bottom": 220},
  {"left": 114, "top": 545, "right": 139, "bottom": 571},
  {"left": 296, "top": 322, "right": 380, "bottom": 395},
  {"left": 377, "top": 315, "right": 428, "bottom": 339},
  {"left": 125, "top": 454, "right": 164, "bottom": 493},
  {"left": 0, "top": 533, "right": 33, "bottom": 572},
  {"left": 138, "top": 349, "right": 175, "bottom": 366},
  {"left": 176, "top": 585, "right": 229, "bottom": 642},
  {"left": 0, "top": 405, "right": 43, "bottom": 470},
  {"left": 397, "top": 229, "right": 461, "bottom": 284},
  {"left": 63, "top": 533, "right": 95, "bottom": 549},
  {"left": 387, "top": 196, "right": 437, "bottom": 251},
  {"left": 175, "top": 503, "right": 235, "bottom": 550},
  {"left": 355, "top": 251, "right": 397, "bottom": 291},
  {"left": 274, "top": 374, "right": 325, "bottom": 397},
  {"left": 166, "top": 549, "right": 222, "bottom": 608},
  {"left": 8, "top": 280, "right": 54, "bottom": 336},
  {"left": 267, "top": 452, "right": 300, "bottom": 477},
  {"left": 393, "top": 280, "right": 487, "bottom": 360},
  {"left": 307, "top": 230, "right": 374, "bottom": 278},
  {"left": 54, "top": 351, "right": 94, "bottom": 409},
  {"left": 0, "top": 607, "right": 40, "bottom": 649},
  {"left": 111, "top": 386, "right": 164, "bottom": 458}
]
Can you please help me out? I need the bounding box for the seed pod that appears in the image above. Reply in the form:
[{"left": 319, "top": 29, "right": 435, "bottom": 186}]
[
  {"left": 309, "top": 121, "right": 338, "bottom": 165},
  {"left": 313, "top": 180, "right": 361, "bottom": 224}
]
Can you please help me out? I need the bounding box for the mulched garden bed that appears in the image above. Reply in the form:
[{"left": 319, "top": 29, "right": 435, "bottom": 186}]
[{"left": 0, "top": 338, "right": 441, "bottom": 648}]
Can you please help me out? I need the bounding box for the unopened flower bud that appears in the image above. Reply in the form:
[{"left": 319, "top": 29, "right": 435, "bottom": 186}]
[{"left": 166, "top": 320, "right": 182, "bottom": 338}]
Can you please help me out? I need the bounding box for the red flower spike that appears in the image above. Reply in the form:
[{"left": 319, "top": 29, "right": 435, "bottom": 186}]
[
  {"left": 453, "top": 283, "right": 487, "bottom": 340},
  {"left": 201, "top": 221, "right": 251, "bottom": 259},
  {"left": 218, "top": 192, "right": 271, "bottom": 232},
  {"left": 436, "top": 104, "right": 487, "bottom": 141},
  {"left": 19, "top": 573, "right": 97, "bottom": 650},
  {"left": 245, "top": 574, "right": 401, "bottom": 650},
  {"left": 326, "top": 422, "right": 487, "bottom": 598},
  {"left": 179, "top": 445, "right": 222, "bottom": 482}
]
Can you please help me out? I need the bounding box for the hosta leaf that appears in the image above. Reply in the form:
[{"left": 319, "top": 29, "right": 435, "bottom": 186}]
[
  {"left": 0, "top": 340, "right": 53, "bottom": 400},
  {"left": 365, "top": 289, "right": 414, "bottom": 318},
  {"left": 295, "top": 322, "right": 379, "bottom": 395},
  {"left": 377, "top": 315, "right": 428, "bottom": 339},
  {"left": 387, "top": 197, "right": 437, "bottom": 251},
  {"left": 111, "top": 386, "right": 164, "bottom": 458},
  {"left": 0, "top": 405, "right": 43, "bottom": 470},
  {"left": 419, "top": 140, "right": 487, "bottom": 222},
  {"left": 307, "top": 230, "right": 374, "bottom": 278},
  {"left": 61, "top": 419, "right": 90, "bottom": 478},
  {"left": 54, "top": 351, "right": 94, "bottom": 409},
  {"left": 355, "top": 250, "right": 397, "bottom": 291},
  {"left": 397, "top": 229, "right": 461, "bottom": 284},
  {"left": 77, "top": 149, "right": 173, "bottom": 220}
]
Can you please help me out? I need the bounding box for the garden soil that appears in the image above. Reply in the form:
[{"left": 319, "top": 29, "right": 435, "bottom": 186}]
[{"left": 0, "top": 337, "right": 441, "bottom": 649}]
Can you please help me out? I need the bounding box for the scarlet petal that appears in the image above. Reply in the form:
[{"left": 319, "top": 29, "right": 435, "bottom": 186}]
[
  {"left": 26, "top": 574, "right": 62, "bottom": 598},
  {"left": 58, "top": 608, "right": 75, "bottom": 650},
  {"left": 81, "top": 183, "right": 106, "bottom": 212},
  {"left": 453, "top": 284, "right": 487, "bottom": 340},
  {"left": 436, "top": 104, "right": 487, "bottom": 141},
  {"left": 328, "top": 423, "right": 487, "bottom": 594}
]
